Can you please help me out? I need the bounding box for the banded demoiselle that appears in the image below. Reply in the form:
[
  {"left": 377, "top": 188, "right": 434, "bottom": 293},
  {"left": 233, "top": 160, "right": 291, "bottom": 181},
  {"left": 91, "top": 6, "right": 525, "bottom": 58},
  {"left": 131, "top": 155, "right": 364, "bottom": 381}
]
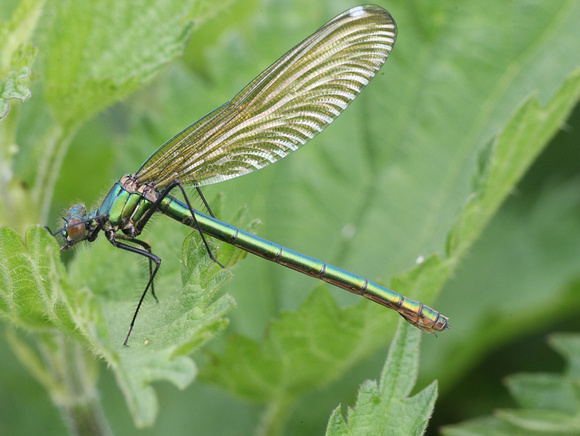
[{"left": 51, "top": 5, "right": 450, "bottom": 345}]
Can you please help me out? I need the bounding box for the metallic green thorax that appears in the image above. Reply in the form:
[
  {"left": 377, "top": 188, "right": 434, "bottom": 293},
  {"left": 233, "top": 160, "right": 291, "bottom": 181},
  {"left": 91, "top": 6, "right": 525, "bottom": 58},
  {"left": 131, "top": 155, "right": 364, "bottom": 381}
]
[{"left": 99, "top": 175, "right": 156, "bottom": 236}]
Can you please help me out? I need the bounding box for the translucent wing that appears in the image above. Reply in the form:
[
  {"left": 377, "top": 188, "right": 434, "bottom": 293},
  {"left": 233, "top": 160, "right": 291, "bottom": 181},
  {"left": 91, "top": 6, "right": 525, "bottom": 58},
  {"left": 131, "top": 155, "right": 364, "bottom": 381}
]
[{"left": 136, "top": 5, "right": 397, "bottom": 188}]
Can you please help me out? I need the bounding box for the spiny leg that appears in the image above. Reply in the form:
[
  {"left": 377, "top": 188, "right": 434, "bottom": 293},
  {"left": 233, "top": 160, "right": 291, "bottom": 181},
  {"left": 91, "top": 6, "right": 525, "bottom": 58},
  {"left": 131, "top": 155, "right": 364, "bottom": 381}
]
[
  {"left": 139, "top": 179, "right": 225, "bottom": 269},
  {"left": 108, "top": 235, "right": 162, "bottom": 346},
  {"left": 114, "top": 234, "right": 159, "bottom": 302},
  {"left": 174, "top": 180, "right": 225, "bottom": 268},
  {"left": 196, "top": 186, "right": 216, "bottom": 218}
]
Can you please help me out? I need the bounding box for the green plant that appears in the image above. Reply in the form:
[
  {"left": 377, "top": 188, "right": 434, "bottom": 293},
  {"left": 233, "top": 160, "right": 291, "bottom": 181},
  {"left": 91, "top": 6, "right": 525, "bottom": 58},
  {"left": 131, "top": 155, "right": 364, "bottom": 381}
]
[
  {"left": 442, "top": 333, "right": 580, "bottom": 435},
  {"left": 1, "top": 0, "right": 579, "bottom": 435}
]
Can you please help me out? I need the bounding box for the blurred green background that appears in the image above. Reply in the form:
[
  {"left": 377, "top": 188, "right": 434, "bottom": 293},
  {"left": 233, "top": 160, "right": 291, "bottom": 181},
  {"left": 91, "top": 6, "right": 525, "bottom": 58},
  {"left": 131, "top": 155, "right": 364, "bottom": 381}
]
[{"left": 1, "top": 0, "right": 579, "bottom": 434}]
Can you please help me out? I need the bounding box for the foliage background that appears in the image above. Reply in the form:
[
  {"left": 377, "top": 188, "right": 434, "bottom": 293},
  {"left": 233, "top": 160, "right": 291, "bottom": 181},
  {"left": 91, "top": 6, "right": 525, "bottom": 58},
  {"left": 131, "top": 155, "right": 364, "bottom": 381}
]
[{"left": 0, "top": 0, "right": 579, "bottom": 434}]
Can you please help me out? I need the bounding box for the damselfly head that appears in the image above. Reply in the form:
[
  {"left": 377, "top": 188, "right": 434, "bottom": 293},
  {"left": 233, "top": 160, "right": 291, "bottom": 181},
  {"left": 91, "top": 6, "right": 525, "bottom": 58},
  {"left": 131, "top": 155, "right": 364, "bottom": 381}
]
[{"left": 60, "top": 204, "right": 89, "bottom": 249}]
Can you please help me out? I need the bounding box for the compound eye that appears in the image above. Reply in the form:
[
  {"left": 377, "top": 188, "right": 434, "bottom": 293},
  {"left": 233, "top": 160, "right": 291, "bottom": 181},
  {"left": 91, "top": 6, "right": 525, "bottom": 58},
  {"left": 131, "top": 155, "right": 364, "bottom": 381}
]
[{"left": 66, "top": 217, "right": 86, "bottom": 242}]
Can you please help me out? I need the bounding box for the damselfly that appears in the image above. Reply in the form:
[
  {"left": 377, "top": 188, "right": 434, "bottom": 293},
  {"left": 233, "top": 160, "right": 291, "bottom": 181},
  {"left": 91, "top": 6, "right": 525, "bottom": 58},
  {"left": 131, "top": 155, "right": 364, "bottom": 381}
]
[{"left": 51, "top": 5, "right": 450, "bottom": 345}]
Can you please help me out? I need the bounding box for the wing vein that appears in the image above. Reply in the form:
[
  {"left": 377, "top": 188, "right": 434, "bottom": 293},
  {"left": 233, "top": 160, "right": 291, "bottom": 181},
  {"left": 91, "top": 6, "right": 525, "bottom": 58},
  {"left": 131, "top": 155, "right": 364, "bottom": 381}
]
[{"left": 135, "top": 5, "right": 397, "bottom": 187}]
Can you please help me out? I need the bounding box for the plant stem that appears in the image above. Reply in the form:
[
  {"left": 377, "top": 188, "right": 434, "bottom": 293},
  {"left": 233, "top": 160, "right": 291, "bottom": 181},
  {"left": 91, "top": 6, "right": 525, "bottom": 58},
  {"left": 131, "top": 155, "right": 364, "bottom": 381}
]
[
  {"left": 257, "top": 395, "right": 296, "bottom": 436},
  {"left": 46, "top": 334, "right": 112, "bottom": 436},
  {"left": 33, "top": 121, "right": 81, "bottom": 225},
  {"left": 7, "top": 329, "right": 112, "bottom": 436}
]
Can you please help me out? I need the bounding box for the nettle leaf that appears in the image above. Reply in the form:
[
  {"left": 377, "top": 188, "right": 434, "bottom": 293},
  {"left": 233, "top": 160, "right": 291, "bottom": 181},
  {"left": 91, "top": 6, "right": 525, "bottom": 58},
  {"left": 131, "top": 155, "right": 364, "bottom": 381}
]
[
  {"left": 442, "top": 333, "right": 580, "bottom": 435},
  {"left": 186, "top": 0, "right": 259, "bottom": 73},
  {"left": 63, "top": 205, "right": 249, "bottom": 426},
  {"left": 0, "top": 62, "right": 32, "bottom": 120},
  {"left": 0, "top": 0, "right": 42, "bottom": 119},
  {"left": 42, "top": 0, "right": 196, "bottom": 126},
  {"left": 0, "top": 204, "right": 250, "bottom": 427},
  {"left": 447, "top": 69, "right": 580, "bottom": 259},
  {"left": 28, "top": 0, "right": 207, "bottom": 224},
  {"left": 326, "top": 322, "right": 437, "bottom": 436},
  {"left": 202, "top": 285, "right": 400, "bottom": 402},
  {"left": 0, "top": 226, "right": 75, "bottom": 332},
  {"left": 421, "top": 69, "right": 580, "bottom": 386}
]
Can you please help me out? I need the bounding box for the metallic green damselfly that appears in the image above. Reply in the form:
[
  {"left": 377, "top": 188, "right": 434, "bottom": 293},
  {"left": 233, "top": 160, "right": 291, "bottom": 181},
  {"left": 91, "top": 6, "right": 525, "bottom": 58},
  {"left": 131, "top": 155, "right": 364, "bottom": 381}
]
[{"left": 52, "top": 5, "right": 449, "bottom": 345}]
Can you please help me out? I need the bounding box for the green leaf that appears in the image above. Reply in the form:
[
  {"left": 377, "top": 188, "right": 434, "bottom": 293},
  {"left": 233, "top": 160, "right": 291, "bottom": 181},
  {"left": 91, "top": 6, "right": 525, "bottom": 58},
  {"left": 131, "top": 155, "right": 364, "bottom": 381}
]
[
  {"left": 0, "top": 64, "right": 31, "bottom": 120},
  {"left": 26, "top": 0, "right": 210, "bottom": 227},
  {"left": 185, "top": 0, "right": 259, "bottom": 74},
  {"left": 507, "top": 374, "right": 578, "bottom": 415},
  {"left": 0, "top": 0, "right": 43, "bottom": 119},
  {"left": 42, "top": 0, "right": 195, "bottom": 126},
  {"left": 447, "top": 69, "right": 580, "bottom": 258},
  {"left": 442, "top": 333, "right": 580, "bottom": 435},
  {"left": 326, "top": 321, "right": 437, "bottom": 436},
  {"left": 63, "top": 206, "right": 246, "bottom": 426},
  {"left": 0, "top": 226, "right": 74, "bottom": 331},
  {"left": 0, "top": 226, "right": 111, "bottom": 432},
  {"left": 0, "top": 0, "right": 43, "bottom": 228},
  {"left": 202, "top": 286, "right": 398, "bottom": 403},
  {"left": 420, "top": 70, "right": 580, "bottom": 387},
  {"left": 0, "top": 204, "right": 246, "bottom": 427}
]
